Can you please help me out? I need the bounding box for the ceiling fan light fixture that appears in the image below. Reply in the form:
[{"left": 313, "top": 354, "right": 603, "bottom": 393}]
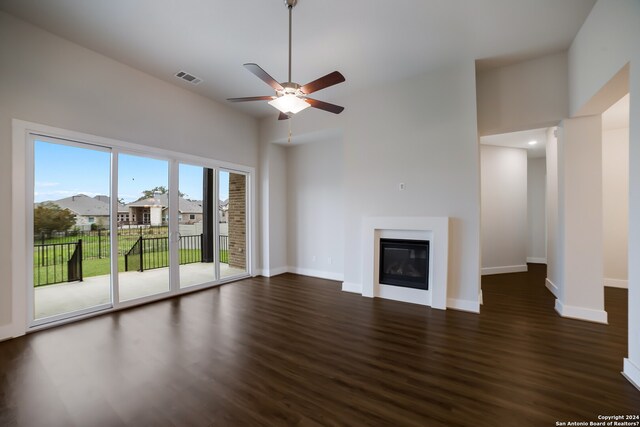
[
  {"left": 268, "top": 94, "right": 310, "bottom": 114},
  {"left": 226, "top": 0, "right": 345, "bottom": 119}
]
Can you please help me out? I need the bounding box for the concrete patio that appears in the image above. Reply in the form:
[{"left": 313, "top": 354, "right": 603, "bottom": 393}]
[{"left": 34, "top": 262, "right": 246, "bottom": 320}]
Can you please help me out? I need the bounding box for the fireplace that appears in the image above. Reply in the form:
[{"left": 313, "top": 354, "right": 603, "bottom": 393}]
[{"left": 379, "top": 239, "right": 429, "bottom": 290}]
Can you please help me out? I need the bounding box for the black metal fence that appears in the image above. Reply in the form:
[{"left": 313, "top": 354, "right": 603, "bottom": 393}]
[
  {"left": 219, "top": 235, "right": 229, "bottom": 264},
  {"left": 123, "top": 237, "right": 142, "bottom": 272},
  {"left": 34, "top": 232, "right": 231, "bottom": 285},
  {"left": 35, "top": 226, "right": 169, "bottom": 260},
  {"left": 124, "top": 234, "right": 230, "bottom": 272},
  {"left": 33, "top": 240, "right": 83, "bottom": 287},
  {"left": 179, "top": 234, "right": 203, "bottom": 265},
  {"left": 124, "top": 236, "right": 170, "bottom": 272}
]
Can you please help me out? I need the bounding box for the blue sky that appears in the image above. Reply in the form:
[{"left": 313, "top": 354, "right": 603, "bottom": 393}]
[{"left": 34, "top": 140, "right": 229, "bottom": 203}]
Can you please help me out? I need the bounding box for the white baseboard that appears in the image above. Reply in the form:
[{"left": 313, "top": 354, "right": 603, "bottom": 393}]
[
  {"left": 623, "top": 358, "right": 640, "bottom": 391},
  {"left": 526, "top": 257, "right": 547, "bottom": 264},
  {"left": 554, "top": 299, "right": 608, "bottom": 324},
  {"left": 479, "top": 290, "right": 483, "bottom": 305},
  {"left": 342, "top": 282, "right": 362, "bottom": 293},
  {"left": 288, "top": 267, "right": 344, "bottom": 282},
  {"left": 261, "top": 266, "right": 289, "bottom": 277},
  {"left": 545, "top": 278, "right": 558, "bottom": 297},
  {"left": 446, "top": 297, "right": 480, "bottom": 313},
  {"left": 604, "top": 278, "right": 628, "bottom": 289},
  {"left": 0, "top": 323, "right": 19, "bottom": 342},
  {"left": 481, "top": 265, "right": 528, "bottom": 275}
]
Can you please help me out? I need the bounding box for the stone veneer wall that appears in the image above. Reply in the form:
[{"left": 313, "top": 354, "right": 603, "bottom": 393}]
[{"left": 228, "top": 173, "right": 246, "bottom": 269}]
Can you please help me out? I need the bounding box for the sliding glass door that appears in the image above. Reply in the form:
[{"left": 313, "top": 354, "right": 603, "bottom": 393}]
[
  {"left": 117, "top": 153, "right": 170, "bottom": 302},
  {"left": 178, "top": 163, "right": 217, "bottom": 288},
  {"left": 32, "top": 137, "right": 112, "bottom": 323},
  {"left": 219, "top": 170, "right": 248, "bottom": 279},
  {"left": 28, "top": 130, "right": 252, "bottom": 327}
]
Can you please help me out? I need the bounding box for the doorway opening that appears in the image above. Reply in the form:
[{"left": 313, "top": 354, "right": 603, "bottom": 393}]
[
  {"left": 479, "top": 127, "right": 549, "bottom": 278},
  {"left": 601, "top": 93, "right": 630, "bottom": 325}
]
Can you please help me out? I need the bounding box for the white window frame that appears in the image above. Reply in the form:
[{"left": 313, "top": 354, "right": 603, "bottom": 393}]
[
  {"left": 26, "top": 134, "right": 113, "bottom": 327},
  {"left": 11, "top": 119, "right": 256, "bottom": 335}
]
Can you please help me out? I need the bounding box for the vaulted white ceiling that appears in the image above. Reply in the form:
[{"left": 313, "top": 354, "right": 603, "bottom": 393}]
[{"left": 0, "top": 0, "right": 596, "bottom": 118}]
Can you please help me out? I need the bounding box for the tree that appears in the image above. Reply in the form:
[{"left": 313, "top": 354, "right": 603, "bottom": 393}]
[
  {"left": 136, "top": 186, "right": 185, "bottom": 201},
  {"left": 34, "top": 202, "right": 76, "bottom": 235}
]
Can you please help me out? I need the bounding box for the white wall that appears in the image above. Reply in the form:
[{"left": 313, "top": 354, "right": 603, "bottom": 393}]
[
  {"left": 346, "top": 62, "right": 481, "bottom": 307},
  {"left": 527, "top": 157, "right": 546, "bottom": 263},
  {"left": 480, "top": 145, "right": 528, "bottom": 274},
  {"left": 286, "top": 137, "right": 344, "bottom": 280},
  {"left": 476, "top": 52, "right": 569, "bottom": 136},
  {"left": 568, "top": 0, "right": 640, "bottom": 387},
  {"left": 268, "top": 144, "right": 288, "bottom": 273},
  {"left": 258, "top": 137, "right": 288, "bottom": 276},
  {"left": 0, "top": 12, "right": 258, "bottom": 331},
  {"left": 260, "top": 60, "right": 481, "bottom": 310},
  {"left": 568, "top": 1, "right": 638, "bottom": 117},
  {"left": 602, "top": 127, "right": 629, "bottom": 287},
  {"left": 546, "top": 128, "right": 561, "bottom": 296}
]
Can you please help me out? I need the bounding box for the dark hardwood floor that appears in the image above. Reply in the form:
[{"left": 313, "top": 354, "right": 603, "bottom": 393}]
[{"left": 1, "top": 265, "right": 638, "bottom": 426}]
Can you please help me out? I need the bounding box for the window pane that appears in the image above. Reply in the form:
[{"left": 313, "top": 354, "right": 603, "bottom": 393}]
[
  {"left": 178, "top": 164, "right": 216, "bottom": 288},
  {"left": 220, "top": 171, "right": 247, "bottom": 279},
  {"left": 117, "top": 154, "right": 170, "bottom": 301},
  {"left": 33, "top": 140, "right": 112, "bottom": 320}
]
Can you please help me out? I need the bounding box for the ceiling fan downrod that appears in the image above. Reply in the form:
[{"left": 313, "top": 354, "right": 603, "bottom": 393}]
[{"left": 286, "top": 0, "right": 297, "bottom": 83}]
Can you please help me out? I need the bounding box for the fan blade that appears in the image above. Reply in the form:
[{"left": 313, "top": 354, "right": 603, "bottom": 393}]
[
  {"left": 278, "top": 112, "right": 290, "bottom": 120},
  {"left": 300, "top": 71, "right": 345, "bottom": 95},
  {"left": 243, "top": 63, "right": 284, "bottom": 91},
  {"left": 304, "top": 98, "right": 345, "bottom": 114},
  {"left": 227, "top": 96, "right": 275, "bottom": 102}
]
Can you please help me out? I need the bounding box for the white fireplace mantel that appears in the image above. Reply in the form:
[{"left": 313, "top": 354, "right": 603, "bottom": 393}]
[{"left": 361, "top": 216, "right": 449, "bottom": 309}]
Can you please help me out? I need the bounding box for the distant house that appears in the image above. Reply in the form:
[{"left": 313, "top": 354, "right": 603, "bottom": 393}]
[
  {"left": 116, "top": 203, "right": 131, "bottom": 224},
  {"left": 40, "top": 194, "right": 110, "bottom": 230},
  {"left": 122, "top": 193, "right": 203, "bottom": 226},
  {"left": 41, "top": 193, "right": 220, "bottom": 229}
]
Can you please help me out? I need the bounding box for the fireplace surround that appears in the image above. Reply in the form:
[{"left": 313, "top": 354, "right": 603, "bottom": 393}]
[{"left": 359, "top": 216, "right": 449, "bottom": 309}]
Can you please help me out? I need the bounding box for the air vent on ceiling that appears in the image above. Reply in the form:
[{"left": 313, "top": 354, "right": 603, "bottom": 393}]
[{"left": 175, "top": 70, "right": 202, "bottom": 85}]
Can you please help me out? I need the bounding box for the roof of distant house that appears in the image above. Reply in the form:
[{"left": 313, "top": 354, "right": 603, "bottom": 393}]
[
  {"left": 126, "top": 193, "right": 203, "bottom": 214},
  {"left": 41, "top": 194, "right": 109, "bottom": 216},
  {"left": 94, "top": 195, "right": 128, "bottom": 213},
  {"left": 39, "top": 194, "right": 128, "bottom": 215}
]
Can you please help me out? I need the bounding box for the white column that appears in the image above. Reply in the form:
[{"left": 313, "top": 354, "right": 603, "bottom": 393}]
[
  {"left": 555, "top": 115, "right": 607, "bottom": 323},
  {"left": 150, "top": 206, "right": 163, "bottom": 226},
  {"left": 545, "top": 128, "right": 561, "bottom": 297}
]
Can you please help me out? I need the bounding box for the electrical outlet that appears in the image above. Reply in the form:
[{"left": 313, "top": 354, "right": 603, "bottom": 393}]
[
  {"left": 328, "top": 257, "right": 332, "bottom": 265},
  {"left": 399, "top": 183, "right": 405, "bottom": 191},
  {"left": 312, "top": 255, "right": 316, "bottom": 262}
]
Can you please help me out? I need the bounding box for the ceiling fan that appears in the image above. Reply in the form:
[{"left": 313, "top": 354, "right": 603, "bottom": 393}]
[{"left": 227, "top": 0, "right": 345, "bottom": 120}]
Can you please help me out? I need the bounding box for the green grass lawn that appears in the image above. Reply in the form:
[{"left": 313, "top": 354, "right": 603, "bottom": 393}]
[
  {"left": 81, "top": 256, "right": 125, "bottom": 277},
  {"left": 36, "top": 231, "right": 228, "bottom": 262},
  {"left": 35, "top": 227, "right": 171, "bottom": 260},
  {"left": 34, "top": 248, "right": 230, "bottom": 286}
]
